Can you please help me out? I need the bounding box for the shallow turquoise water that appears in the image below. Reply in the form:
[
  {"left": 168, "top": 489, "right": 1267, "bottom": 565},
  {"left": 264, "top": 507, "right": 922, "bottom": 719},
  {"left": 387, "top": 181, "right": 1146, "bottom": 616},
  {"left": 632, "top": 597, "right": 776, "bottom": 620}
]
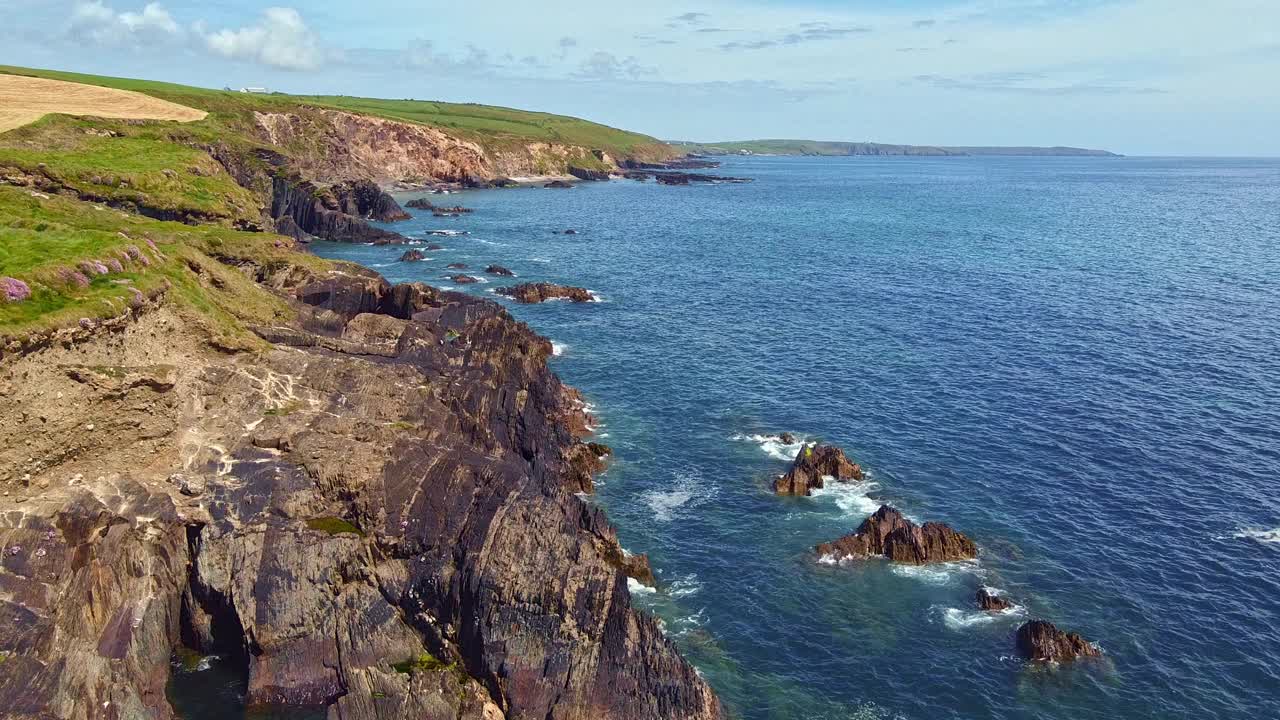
[{"left": 309, "top": 156, "right": 1280, "bottom": 719}]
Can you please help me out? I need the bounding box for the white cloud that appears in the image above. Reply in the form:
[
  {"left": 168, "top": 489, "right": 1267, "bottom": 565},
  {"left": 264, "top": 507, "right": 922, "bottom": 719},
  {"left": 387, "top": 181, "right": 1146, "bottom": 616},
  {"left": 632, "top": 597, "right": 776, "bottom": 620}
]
[
  {"left": 68, "top": 1, "right": 180, "bottom": 46},
  {"left": 573, "top": 51, "right": 658, "bottom": 81},
  {"left": 202, "top": 7, "right": 327, "bottom": 71}
]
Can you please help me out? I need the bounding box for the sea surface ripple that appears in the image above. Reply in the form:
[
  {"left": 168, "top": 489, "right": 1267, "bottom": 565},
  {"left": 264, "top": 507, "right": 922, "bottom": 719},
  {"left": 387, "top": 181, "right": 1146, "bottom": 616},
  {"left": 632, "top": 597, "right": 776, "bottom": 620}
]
[{"left": 314, "top": 155, "right": 1280, "bottom": 720}]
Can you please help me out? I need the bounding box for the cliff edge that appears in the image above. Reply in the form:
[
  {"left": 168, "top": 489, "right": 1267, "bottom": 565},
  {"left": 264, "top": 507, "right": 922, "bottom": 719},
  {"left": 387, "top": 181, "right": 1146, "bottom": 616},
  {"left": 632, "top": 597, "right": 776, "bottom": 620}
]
[{"left": 0, "top": 68, "right": 718, "bottom": 720}]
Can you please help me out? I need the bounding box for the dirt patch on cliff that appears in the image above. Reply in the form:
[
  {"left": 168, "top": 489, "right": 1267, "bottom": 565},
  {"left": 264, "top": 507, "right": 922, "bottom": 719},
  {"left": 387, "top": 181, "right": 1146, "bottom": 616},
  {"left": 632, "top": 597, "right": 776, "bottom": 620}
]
[{"left": 0, "top": 75, "right": 207, "bottom": 134}]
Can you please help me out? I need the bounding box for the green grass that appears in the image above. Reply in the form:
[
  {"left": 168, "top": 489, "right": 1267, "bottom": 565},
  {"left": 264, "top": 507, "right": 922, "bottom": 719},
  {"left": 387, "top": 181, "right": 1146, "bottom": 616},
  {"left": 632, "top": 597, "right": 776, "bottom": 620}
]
[
  {"left": 0, "top": 184, "right": 319, "bottom": 342},
  {"left": 306, "top": 517, "right": 364, "bottom": 536},
  {"left": 391, "top": 652, "right": 455, "bottom": 675},
  {"left": 0, "top": 65, "right": 676, "bottom": 163},
  {"left": 0, "top": 114, "right": 262, "bottom": 223}
]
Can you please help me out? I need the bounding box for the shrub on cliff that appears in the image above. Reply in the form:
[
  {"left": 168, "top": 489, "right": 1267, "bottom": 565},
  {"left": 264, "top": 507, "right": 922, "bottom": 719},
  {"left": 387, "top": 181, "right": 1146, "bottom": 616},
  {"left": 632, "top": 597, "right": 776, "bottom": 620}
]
[{"left": 1, "top": 277, "right": 31, "bottom": 303}]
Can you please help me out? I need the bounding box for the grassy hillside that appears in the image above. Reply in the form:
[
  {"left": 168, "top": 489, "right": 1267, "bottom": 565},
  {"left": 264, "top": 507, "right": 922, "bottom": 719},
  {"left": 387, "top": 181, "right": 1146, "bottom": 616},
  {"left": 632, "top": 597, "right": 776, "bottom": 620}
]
[
  {"left": 673, "top": 139, "right": 1118, "bottom": 157},
  {"left": 0, "top": 65, "right": 674, "bottom": 162},
  {"left": 0, "top": 182, "right": 327, "bottom": 346}
]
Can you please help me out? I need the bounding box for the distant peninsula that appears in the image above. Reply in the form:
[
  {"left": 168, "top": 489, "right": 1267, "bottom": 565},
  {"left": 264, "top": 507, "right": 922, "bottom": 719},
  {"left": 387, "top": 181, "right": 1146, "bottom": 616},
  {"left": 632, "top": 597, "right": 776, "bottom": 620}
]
[{"left": 670, "top": 139, "right": 1120, "bottom": 157}]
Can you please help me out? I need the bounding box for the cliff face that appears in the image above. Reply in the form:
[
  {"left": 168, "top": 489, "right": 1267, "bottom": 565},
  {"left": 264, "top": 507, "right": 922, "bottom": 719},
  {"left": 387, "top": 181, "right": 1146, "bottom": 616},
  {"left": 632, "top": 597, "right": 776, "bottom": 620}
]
[
  {"left": 255, "top": 110, "right": 614, "bottom": 184},
  {"left": 0, "top": 264, "right": 720, "bottom": 719},
  {"left": 0, "top": 81, "right": 717, "bottom": 719}
]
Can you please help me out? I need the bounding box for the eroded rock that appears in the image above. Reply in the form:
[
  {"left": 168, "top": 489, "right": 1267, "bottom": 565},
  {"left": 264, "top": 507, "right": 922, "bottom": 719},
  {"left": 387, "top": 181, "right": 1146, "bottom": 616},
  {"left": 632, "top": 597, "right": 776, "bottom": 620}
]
[
  {"left": 495, "top": 283, "right": 593, "bottom": 304},
  {"left": 1016, "top": 620, "right": 1101, "bottom": 663},
  {"left": 976, "top": 587, "right": 1012, "bottom": 612},
  {"left": 815, "top": 505, "right": 977, "bottom": 565},
  {"left": 773, "top": 443, "right": 862, "bottom": 496}
]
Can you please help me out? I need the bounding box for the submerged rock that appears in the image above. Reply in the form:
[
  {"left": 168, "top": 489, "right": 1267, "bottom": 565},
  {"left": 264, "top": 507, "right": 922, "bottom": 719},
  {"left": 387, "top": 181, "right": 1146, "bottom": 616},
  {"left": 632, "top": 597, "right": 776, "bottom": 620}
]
[
  {"left": 977, "top": 587, "right": 1012, "bottom": 612},
  {"left": 496, "top": 283, "right": 593, "bottom": 304},
  {"left": 398, "top": 250, "right": 425, "bottom": 262},
  {"left": 404, "top": 197, "right": 435, "bottom": 210},
  {"left": 448, "top": 274, "right": 479, "bottom": 285},
  {"left": 446, "top": 262, "right": 468, "bottom": 269},
  {"left": 773, "top": 443, "right": 862, "bottom": 495},
  {"left": 815, "top": 505, "right": 978, "bottom": 565},
  {"left": 425, "top": 243, "right": 444, "bottom": 251},
  {"left": 544, "top": 180, "right": 573, "bottom": 189},
  {"left": 563, "top": 229, "right": 579, "bottom": 235},
  {"left": 485, "top": 265, "right": 515, "bottom": 277},
  {"left": 778, "top": 432, "right": 797, "bottom": 445},
  {"left": 1016, "top": 620, "right": 1101, "bottom": 663}
]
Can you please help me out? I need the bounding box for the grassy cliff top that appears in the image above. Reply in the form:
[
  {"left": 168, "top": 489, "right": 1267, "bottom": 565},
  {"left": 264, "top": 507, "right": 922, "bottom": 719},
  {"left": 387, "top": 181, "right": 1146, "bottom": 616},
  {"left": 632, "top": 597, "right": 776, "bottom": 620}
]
[{"left": 0, "top": 65, "right": 675, "bottom": 162}]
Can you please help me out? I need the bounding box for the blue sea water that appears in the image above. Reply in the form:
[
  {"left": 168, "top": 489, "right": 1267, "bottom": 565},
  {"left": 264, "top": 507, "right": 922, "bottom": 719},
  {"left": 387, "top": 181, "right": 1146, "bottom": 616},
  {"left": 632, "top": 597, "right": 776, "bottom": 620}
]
[{"left": 312, "top": 156, "right": 1280, "bottom": 719}]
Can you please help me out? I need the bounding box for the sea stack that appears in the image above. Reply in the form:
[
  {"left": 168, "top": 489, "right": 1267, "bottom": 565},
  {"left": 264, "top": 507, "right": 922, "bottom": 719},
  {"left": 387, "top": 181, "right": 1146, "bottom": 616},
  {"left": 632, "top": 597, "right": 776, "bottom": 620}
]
[
  {"left": 815, "top": 505, "right": 978, "bottom": 565},
  {"left": 773, "top": 443, "right": 862, "bottom": 496},
  {"left": 1016, "top": 620, "right": 1101, "bottom": 663},
  {"left": 496, "top": 283, "right": 594, "bottom": 304}
]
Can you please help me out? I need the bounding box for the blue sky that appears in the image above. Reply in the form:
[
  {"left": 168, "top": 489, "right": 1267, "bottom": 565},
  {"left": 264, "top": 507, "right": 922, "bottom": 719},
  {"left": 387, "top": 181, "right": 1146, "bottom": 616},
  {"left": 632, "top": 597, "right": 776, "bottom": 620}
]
[{"left": 2, "top": 0, "right": 1277, "bottom": 155}]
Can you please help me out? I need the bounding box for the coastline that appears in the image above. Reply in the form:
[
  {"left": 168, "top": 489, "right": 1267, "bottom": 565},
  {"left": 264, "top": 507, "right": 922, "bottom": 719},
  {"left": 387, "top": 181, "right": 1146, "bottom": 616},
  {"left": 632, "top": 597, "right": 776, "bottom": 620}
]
[{"left": 0, "top": 80, "right": 723, "bottom": 718}]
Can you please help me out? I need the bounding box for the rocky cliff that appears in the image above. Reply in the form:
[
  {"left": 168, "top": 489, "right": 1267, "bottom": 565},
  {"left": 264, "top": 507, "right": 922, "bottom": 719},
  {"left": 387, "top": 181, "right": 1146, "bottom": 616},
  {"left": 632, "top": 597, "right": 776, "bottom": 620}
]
[
  {"left": 255, "top": 110, "right": 619, "bottom": 185},
  {"left": 0, "top": 87, "right": 718, "bottom": 719},
  {"left": 0, "top": 260, "right": 721, "bottom": 719}
]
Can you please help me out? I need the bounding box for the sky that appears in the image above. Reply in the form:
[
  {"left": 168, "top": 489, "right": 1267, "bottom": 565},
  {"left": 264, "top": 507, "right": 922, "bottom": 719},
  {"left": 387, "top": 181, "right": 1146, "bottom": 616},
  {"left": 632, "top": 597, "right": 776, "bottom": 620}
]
[{"left": 2, "top": 0, "right": 1278, "bottom": 155}]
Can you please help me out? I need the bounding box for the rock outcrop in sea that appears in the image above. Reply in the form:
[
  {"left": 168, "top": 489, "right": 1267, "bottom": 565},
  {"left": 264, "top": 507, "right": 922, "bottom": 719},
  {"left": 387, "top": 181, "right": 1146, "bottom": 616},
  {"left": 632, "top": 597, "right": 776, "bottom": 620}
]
[
  {"left": 485, "top": 265, "right": 515, "bottom": 277},
  {"left": 496, "top": 283, "right": 594, "bottom": 304},
  {"left": 398, "top": 249, "right": 425, "bottom": 262},
  {"left": 1016, "top": 620, "right": 1101, "bottom": 663},
  {"left": 976, "top": 587, "right": 1012, "bottom": 612},
  {"left": 815, "top": 505, "right": 978, "bottom": 565},
  {"left": 773, "top": 443, "right": 862, "bottom": 495}
]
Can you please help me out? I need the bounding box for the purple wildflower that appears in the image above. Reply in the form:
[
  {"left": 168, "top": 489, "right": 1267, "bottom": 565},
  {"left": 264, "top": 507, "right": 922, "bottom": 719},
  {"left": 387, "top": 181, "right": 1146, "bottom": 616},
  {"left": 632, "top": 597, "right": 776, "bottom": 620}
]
[
  {"left": 79, "top": 260, "right": 109, "bottom": 276},
  {"left": 56, "top": 268, "right": 91, "bottom": 290},
  {"left": 129, "top": 288, "right": 145, "bottom": 307},
  {"left": 79, "top": 318, "right": 93, "bottom": 329},
  {"left": 1, "top": 277, "right": 31, "bottom": 303},
  {"left": 145, "top": 238, "right": 159, "bottom": 252},
  {"left": 106, "top": 258, "right": 124, "bottom": 273},
  {"left": 126, "top": 245, "right": 143, "bottom": 261}
]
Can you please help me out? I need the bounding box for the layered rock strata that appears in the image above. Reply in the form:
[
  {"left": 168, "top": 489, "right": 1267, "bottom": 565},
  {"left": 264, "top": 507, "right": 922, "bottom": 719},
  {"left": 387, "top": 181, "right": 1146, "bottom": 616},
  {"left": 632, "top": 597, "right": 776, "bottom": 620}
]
[{"left": 0, "top": 263, "right": 721, "bottom": 720}]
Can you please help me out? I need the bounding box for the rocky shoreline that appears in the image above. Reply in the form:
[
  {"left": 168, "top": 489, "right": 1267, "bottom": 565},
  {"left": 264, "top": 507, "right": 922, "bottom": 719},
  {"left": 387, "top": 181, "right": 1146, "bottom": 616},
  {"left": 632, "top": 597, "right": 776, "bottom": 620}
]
[{"left": 0, "top": 112, "right": 725, "bottom": 717}]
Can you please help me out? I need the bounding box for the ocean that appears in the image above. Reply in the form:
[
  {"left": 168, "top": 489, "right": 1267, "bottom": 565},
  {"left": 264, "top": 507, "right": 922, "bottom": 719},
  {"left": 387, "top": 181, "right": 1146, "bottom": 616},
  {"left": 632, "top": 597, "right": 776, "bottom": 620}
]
[{"left": 308, "top": 155, "right": 1280, "bottom": 719}]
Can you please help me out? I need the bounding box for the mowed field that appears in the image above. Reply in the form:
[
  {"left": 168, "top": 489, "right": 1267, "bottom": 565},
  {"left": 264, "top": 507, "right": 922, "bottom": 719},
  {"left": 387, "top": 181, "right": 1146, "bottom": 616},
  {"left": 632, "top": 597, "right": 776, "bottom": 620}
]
[{"left": 0, "top": 74, "right": 206, "bottom": 134}]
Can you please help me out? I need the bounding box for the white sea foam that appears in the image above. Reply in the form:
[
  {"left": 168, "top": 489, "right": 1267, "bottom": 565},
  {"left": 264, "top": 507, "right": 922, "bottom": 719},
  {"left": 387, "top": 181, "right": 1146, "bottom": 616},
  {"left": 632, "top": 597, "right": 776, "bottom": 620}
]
[
  {"left": 1228, "top": 527, "right": 1280, "bottom": 544},
  {"left": 889, "top": 559, "right": 982, "bottom": 585},
  {"left": 809, "top": 477, "right": 883, "bottom": 517},
  {"left": 551, "top": 341, "right": 567, "bottom": 357},
  {"left": 475, "top": 239, "right": 506, "bottom": 246},
  {"left": 667, "top": 574, "right": 703, "bottom": 598},
  {"left": 627, "top": 578, "right": 657, "bottom": 595},
  {"left": 642, "top": 469, "right": 712, "bottom": 523},
  {"left": 936, "top": 596, "right": 1025, "bottom": 631},
  {"left": 731, "top": 432, "right": 806, "bottom": 461},
  {"left": 426, "top": 230, "right": 468, "bottom": 236},
  {"left": 531, "top": 256, "right": 551, "bottom": 263}
]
